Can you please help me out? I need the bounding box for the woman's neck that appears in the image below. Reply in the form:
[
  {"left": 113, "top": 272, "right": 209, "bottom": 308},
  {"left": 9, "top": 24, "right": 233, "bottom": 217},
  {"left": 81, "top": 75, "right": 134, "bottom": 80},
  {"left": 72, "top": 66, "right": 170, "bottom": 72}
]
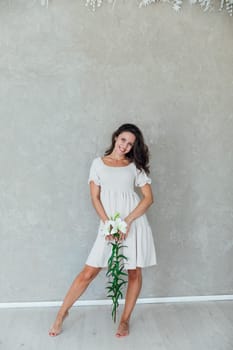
[{"left": 108, "top": 152, "right": 126, "bottom": 161}]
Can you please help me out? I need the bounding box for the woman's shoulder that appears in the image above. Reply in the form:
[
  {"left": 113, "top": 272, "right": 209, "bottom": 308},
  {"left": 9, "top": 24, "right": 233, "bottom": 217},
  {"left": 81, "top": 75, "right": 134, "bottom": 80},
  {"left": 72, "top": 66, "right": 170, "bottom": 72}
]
[
  {"left": 92, "top": 156, "right": 101, "bottom": 162},
  {"left": 90, "top": 156, "right": 103, "bottom": 167}
]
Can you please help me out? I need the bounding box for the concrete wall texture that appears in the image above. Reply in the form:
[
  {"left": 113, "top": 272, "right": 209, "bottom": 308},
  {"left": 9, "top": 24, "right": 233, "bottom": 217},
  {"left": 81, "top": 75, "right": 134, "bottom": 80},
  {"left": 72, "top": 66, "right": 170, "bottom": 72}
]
[{"left": 0, "top": 0, "right": 232, "bottom": 302}]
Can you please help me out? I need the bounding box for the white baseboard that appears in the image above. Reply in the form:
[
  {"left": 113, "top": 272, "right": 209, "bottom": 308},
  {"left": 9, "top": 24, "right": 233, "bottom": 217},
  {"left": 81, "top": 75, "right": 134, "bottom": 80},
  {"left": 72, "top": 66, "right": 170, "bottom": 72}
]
[{"left": 1, "top": 294, "right": 233, "bottom": 309}]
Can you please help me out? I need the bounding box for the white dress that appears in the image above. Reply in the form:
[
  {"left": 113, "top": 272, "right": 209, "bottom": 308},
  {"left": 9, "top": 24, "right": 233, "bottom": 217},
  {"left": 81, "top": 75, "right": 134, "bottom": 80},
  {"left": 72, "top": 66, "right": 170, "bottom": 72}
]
[{"left": 86, "top": 157, "right": 157, "bottom": 270}]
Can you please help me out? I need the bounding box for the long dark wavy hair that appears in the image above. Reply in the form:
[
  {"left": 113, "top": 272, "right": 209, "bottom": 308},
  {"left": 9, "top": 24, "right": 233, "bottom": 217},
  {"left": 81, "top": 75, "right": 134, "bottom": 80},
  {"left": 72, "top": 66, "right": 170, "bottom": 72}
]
[{"left": 105, "top": 123, "right": 150, "bottom": 174}]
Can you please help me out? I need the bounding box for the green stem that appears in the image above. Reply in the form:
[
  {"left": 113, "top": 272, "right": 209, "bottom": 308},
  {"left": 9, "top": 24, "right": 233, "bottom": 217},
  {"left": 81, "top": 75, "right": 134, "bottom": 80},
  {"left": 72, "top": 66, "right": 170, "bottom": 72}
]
[{"left": 106, "top": 237, "right": 128, "bottom": 323}]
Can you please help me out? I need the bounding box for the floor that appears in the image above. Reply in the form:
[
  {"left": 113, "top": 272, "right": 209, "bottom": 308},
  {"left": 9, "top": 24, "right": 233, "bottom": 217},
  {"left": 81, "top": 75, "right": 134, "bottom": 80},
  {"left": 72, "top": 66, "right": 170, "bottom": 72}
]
[{"left": 0, "top": 301, "right": 232, "bottom": 350}]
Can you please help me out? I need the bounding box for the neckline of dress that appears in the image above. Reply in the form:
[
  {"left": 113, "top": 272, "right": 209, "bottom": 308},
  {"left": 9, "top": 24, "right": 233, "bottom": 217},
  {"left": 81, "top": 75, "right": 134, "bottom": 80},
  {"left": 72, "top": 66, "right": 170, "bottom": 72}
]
[{"left": 100, "top": 157, "right": 133, "bottom": 168}]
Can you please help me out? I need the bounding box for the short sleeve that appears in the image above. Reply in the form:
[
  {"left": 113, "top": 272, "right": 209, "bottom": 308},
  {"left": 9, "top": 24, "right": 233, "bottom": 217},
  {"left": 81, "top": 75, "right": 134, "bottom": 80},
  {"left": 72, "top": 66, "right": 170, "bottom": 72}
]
[
  {"left": 88, "top": 158, "right": 101, "bottom": 186},
  {"left": 135, "top": 168, "right": 152, "bottom": 187}
]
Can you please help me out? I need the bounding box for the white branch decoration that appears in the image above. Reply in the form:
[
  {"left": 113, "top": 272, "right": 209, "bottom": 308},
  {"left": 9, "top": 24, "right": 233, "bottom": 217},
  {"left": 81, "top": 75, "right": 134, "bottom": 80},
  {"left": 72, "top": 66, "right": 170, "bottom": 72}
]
[
  {"left": 40, "top": 0, "right": 49, "bottom": 7},
  {"left": 84, "top": 0, "right": 233, "bottom": 16},
  {"left": 139, "top": 0, "right": 156, "bottom": 8}
]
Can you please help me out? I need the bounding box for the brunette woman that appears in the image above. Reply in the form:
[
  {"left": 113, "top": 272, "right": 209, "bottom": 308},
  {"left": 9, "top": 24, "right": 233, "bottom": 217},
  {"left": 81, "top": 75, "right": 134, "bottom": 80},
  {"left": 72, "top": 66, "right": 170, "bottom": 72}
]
[{"left": 49, "top": 123, "right": 157, "bottom": 338}]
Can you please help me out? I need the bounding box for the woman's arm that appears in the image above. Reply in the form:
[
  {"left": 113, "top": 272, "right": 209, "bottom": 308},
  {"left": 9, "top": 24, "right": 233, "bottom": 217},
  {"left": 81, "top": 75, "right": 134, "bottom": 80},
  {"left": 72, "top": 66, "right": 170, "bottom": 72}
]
[
  {"left": 89, "top": 181, "right": 109, "bottom": 223},
  {"left": 124, "top": 183, "right": 154, "bottom": 227}
]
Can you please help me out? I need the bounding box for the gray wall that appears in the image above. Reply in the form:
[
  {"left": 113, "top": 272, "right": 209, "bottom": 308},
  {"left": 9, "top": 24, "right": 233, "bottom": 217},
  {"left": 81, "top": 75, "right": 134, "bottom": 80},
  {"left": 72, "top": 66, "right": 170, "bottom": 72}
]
[{"left": 0, "top": 0, "right": 232, "bottom": 302}]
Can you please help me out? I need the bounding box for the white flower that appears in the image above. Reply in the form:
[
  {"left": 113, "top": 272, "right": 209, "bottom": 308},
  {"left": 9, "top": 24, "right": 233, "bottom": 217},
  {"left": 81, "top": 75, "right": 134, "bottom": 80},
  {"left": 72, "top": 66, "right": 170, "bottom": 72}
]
[
  {"left": 115, "top": 218, "right": 127, "bottom": 234},
  {"left": 173, "top": 4, "right": 181, "bottom": 11},
  {"left": 102, "top": 220, "right": 114, "bottom": 236},
  {"left": 103, "top": 216, "right": 127, "bottom": 236}
]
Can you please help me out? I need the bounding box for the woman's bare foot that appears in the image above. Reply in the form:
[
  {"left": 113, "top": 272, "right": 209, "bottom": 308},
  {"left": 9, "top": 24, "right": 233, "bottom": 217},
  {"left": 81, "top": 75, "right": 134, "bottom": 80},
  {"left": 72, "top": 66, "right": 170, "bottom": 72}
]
[
  {"left": 49, "top": 311, "right": 69, "bottom": 337},
  {"left": 115, "top": 320, "right": 129, "bottom": 338}
]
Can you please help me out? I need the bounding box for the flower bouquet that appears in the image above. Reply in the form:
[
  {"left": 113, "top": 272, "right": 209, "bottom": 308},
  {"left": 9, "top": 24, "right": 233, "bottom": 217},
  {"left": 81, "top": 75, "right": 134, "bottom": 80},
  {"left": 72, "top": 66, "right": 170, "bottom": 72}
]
[{"left": 103, "top": 213, "right": 128, "bottom": 323}]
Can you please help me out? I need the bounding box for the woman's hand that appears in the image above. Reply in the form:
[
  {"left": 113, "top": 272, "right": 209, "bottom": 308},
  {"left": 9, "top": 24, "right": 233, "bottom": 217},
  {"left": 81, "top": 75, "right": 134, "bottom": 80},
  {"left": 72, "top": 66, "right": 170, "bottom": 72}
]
[
  {"left": 105, "top": 234, "right": 114, "bottom": 241},
  {"left": 105, "top": 230, "right": 127, "bottom": 242},
  {"left": 123, "top": 219, "right": 132, "bottom": 240}
]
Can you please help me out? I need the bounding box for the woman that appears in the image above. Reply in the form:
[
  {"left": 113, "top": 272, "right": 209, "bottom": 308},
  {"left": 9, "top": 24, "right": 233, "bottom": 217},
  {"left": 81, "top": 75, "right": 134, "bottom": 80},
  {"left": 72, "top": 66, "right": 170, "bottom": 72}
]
[{"left": 49, "top": 123, "right": 157, "bottom": 338}]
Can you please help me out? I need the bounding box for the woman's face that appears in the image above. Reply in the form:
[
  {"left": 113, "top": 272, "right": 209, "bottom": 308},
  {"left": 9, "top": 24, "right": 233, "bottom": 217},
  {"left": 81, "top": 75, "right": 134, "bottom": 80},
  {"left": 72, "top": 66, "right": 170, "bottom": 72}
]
[{"left": 114, "top": 131, "right": 136, "bottom": 156}]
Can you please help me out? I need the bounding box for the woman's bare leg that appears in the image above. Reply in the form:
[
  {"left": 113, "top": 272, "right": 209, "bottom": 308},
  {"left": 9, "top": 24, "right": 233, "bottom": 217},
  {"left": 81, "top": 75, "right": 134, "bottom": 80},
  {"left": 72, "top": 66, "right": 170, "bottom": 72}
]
[
  {"left": 116, "top": 267, "right": 142, "bottom": 337},
  {"left": 49, "top": 265, "right": 101, "bottom": 336}
]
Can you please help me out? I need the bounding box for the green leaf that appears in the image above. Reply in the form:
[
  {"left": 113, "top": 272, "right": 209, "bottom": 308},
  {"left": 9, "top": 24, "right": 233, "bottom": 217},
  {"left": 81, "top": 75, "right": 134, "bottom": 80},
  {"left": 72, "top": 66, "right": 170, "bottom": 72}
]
[
  {"left": 113, "top": 212, "right": 120, "bottom": 220},
  {"left": 120, "top": 272, "right": 128, "bottom": 277},
  {"left": 117, "top": 254, "right": 127, "bottom": 260}
]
